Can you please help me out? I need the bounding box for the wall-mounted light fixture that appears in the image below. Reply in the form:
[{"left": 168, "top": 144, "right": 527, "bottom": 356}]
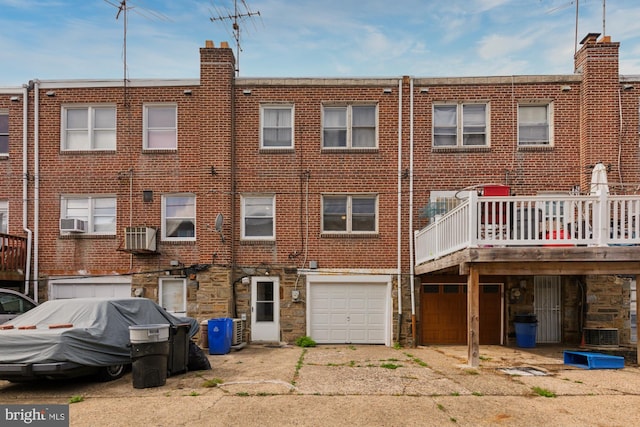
[
  {"left": 560, "top": 85, "right": 572, "bottom": 92},
  {"left": 382, "top": 88, "right": 392, "bottom": 94},
  {"left": 183, "top": 89, "right": 193, "bottom": 95},
  {"left": 46, "top": 91, "right": 56, "bottom": 97},
  {"left": 242, "top": 89, "right": 252, "bottom": 95},
  {"left": 10, "top": 96, "right": 19, "bottom": 102},
  {"left": 419, "top": 87, "right": 429, "bottom": 93},
  {"left": 623, "top": 84, "right": 635, "bottom": 91},
  {"left": 142, "top": 190, "right": 153, "bottom": 203},
  {"left": 309, "top": 260, "right": 318, "bottom": 269}
]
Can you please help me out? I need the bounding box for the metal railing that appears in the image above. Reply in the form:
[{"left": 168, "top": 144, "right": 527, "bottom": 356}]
[{"left": 415, "top": 192, "right": 640, "bottom": 265}]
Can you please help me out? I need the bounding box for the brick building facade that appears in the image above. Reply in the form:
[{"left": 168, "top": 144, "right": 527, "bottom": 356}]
[{"left": 1, "top": 33, "right": 639, "bottom": 349}]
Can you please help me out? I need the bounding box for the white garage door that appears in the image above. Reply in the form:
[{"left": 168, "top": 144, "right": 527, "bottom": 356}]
[
  {"left": 309, "top": 280, "right": 388, "bottom": 344},
  {"left": 49, "top": 276, "right": 131, "bottom": 299}
]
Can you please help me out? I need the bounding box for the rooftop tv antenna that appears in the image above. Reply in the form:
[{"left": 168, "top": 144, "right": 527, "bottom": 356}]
[
  {"left": 210, "top": 0, "right": 261, "bottom": 75},
  {"left": 104, "top": 0, "right": 170, "bottom": 105}
]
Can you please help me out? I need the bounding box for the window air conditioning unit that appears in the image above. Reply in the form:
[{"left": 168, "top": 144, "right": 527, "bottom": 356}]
[
  {"left": 232, "top": 319, "right": 245, "bottom": 346},
  {"left": 60, "top": 218, "right": 87, "bottom": 233},
  {"left": 124, "top": 226, "right": 157, "bottom": 252},
  {"left": 583, "top": 328, "right": 619, "bottom": 348}
]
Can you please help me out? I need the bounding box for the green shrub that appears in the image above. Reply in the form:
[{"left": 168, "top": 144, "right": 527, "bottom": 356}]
[{"left": 295, "top": 336, "right": 317, "bottom": 347}]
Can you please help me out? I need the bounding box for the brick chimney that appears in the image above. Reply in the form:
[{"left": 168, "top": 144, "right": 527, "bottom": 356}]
[{"left": 574, "top": 33, "right": 620, "bottom": 189}]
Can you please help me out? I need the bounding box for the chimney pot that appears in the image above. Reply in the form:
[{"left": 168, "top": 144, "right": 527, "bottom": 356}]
[
  {"left": 220, "top": 41, "right": 229, "bottom": 49},
  {"left": 205, "top": 40, "right": 214, "bottom": 48}
]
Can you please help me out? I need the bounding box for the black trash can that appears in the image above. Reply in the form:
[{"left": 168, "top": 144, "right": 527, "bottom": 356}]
[
  {"left": 129, "top": 324, "right": 170, "bottom": 389},
  {"left": 514, "top": 314, "right": 538, "bottom": 348},
  {"left": 167, "top": 323, "right": 191, "bottom": 376}
]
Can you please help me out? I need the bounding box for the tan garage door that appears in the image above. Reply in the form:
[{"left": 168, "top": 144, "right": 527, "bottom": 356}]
[{"left": 420, "top": 284, "right": 502, "bottom": 345}]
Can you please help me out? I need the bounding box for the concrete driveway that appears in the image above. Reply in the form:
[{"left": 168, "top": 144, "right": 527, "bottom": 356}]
[{"left": 1, "top": 344, "right": 640, "bottom": 426}]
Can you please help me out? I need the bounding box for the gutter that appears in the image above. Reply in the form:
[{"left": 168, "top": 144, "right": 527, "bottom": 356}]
[
  {"left": 21, "top": 84, "right": 32, "bottom": 298},
  {"left": 33, "top": 81, "right": 40, "bottom": 303},
  {"left": 396, "top": 77, "right": 403, "bottom": 344}
]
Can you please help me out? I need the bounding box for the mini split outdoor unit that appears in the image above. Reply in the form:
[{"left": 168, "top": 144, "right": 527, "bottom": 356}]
[
  {"left": 232, "top": 318, "right": 245, "bottom": 346},
  {"left": 124, "top": 226, "right": 157, "bottom": 252},
  {"left": 583, "top": 328, "right": 619, "bottom": 348}
]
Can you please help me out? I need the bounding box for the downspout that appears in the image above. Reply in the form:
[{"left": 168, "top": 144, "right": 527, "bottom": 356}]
[
  {"left": 33, "top": 81, "right": 40, "bottom": 303},
  {"left": 22, "top": 84, "right": 32, "bottom": 297},
  {"left": 409, "top": 78, "right": 416, "bottom": 346},
  {"left": 396, "top": 77, "right": 403, "bottom": 345},
  {"left": 230, "top": 60, "right": 237, "bottom": 318}
]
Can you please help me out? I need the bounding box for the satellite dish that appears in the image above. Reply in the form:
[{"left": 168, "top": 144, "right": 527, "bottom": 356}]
[{"left": 215, "top": 213, "right": 225, "bottom": 243}]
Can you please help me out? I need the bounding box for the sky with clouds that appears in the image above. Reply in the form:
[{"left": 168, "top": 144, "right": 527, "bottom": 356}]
[{"left": 1, "top": 0, "right": 640, "bottom": 86}]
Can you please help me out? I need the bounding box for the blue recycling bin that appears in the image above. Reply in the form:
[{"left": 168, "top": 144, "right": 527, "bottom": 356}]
[
  {"left": 514, "top": 321, "right": 538, "bottom": 348},
  {"left": 208, "top": 318, "right": 233, "bottom": 355}
]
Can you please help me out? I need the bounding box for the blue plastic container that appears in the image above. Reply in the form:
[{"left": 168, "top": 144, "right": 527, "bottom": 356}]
[
  {"left": 208, "top": 318, "right": 233, "bottom": 355},
  {"left": 514, "top": 322, "right": 537, "bottom": 348}
]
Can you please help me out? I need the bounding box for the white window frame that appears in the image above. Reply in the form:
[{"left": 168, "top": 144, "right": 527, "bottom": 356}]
[
  {"left": 144, "top": 104, "right": 177, "bottom": 150},
  {"left": 161, "top": 193, "right": 196, "bottom": 242},
  {"left": 241, "top": 194, "right": 276, "bottom": 240},
  {"left": 322, "top": 194, "right": 378, "bottom": 234},
  {"left": 433, "top": 102, "right": 489, "bottom": 147},
  {"left": 518, "top": 102, "right": 554, "bottom": 146},
  {"left": 0, "top": 200, "right": 7, "bottom": 234},
  {"left": 260, "top": 104, "right": 294, "bottom": 149},
  {"left": 322, "top": 104, "right": 378, "bottom": 149},
  {"left": 61, "top": 105, "right": 116, "bottom": 151},
  {"left": 159, "top": 277, "right": 187, "bottom": 315},
  {"left": 0, "top": 110, "right": 8, "bottom": 156},
  {"left": 60, "top": 195, "right": 117, "bottom": 235}
]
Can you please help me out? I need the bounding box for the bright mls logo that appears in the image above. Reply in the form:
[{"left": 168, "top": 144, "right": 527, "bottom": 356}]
[{"left": 1, "top": 405, "right": 68, "bottom": 426}]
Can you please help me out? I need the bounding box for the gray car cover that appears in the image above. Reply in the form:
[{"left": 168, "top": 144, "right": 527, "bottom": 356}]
[{"left": 0, "top": 297, "right": 198, "bottom": 367}]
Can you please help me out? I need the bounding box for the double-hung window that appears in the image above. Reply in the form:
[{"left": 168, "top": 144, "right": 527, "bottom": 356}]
[
  {"left": 322, "top": 194, "right": 377, "bottom": 233},
  {"left": 0, "top": 200, "right": 7, "bottom": 233},
  {"left": 323, "top": 104, "right": 377, "bottom": 148},
  {"left": 261, "top": 105, "right": 293, "bottom": 149},
  {"left": 518, "top": 103, "right": 552, "bottom": 146},
  {"left": 162, "top": 194, "right": 196, "bottom": 241},
  {"left": 144, "top": 104, "right": 177, "bottom": 150},
  {"left": 62, "top": 106, "right": 116, "bottom": 151},
  {"left": 242, "top": 195, "right": 275, "bottom": 240},
  {"left": 433, "top": 103, "right": 488, "bottom": 147},
  {"left": 0, "top": 110, "right": 8, "bottom": 156},
  {"left": 60, "top": 196, "right": 116, "bottom": 234}
]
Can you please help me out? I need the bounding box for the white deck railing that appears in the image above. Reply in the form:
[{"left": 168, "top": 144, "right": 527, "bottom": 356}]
[{"left": 414, "top": 192, "right": 640, "bottom": 265}]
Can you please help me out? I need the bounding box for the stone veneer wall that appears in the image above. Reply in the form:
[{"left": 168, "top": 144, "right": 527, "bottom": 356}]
[{"left": 584, "top": 275, "right": 633, "bottom": 344}]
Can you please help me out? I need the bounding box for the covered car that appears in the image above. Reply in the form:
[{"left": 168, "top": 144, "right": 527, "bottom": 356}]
[{"left": 0, "top": 297, "right": 199, "bottom": 382}]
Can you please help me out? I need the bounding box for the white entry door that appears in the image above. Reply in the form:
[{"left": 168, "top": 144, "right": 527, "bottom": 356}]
[
  {"left": 251, "top": 277, "right": 280, "bottom": 342},
  {"left": 534, "top": 276, "right": 561, "bottom": 343}
]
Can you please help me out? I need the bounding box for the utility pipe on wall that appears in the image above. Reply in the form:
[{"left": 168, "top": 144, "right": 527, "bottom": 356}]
[
  {"left": 409, "top": 78, "right": 416, "bottom": 346},
  {"left": 396, "top": 77, "right": 403, "bottom": 344}
]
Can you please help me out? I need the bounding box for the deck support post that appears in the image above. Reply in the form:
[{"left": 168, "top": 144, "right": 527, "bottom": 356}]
[{"left": 467, "top": 265, "right": 480, "bottom": 367}]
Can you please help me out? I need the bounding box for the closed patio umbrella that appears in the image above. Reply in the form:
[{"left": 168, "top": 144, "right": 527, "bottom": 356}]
[{"left": 590, "top": 163, "right": 609, "bottom": 195}]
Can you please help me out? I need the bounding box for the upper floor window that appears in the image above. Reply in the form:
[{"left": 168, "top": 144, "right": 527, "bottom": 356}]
[
  {"left": 0, "top": 200, "right": 7, "bottom": 233},
  {"left": 60, "top": 196, "right": 116, "bottom": 234},
  {"left": 433, "top": 103, "right": 488, "bottom": 147},
  {"left": 144, "top": 104, "right": 177, "bottom": 150},
  {"left": 162, "top": 194, "right": 195, "bottom": 241},
  {"left": 241, "top": 195, "right": 275, "bottom": 240},
  {"left": 323, "top": 104, "right": 377, "bottom": 149},
  {"left": 322, "top": 194, "right": 377, "bottom": 233},
  {"left": 0, "top": 111, "right": 8, "bottom": 156},
  {"left": 261, "top": 105, "right": 293, "bottom": 148},
  {"left": 518, "top": 103, "right": 552, "bottom": 146},
  {"left": 62, "top": 106, "right": 116, "bottom": 151}
]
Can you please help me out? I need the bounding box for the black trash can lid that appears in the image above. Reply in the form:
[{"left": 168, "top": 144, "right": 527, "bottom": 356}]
[{"left": 514, "top": 314, "right": 537, "bottom": 323}]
